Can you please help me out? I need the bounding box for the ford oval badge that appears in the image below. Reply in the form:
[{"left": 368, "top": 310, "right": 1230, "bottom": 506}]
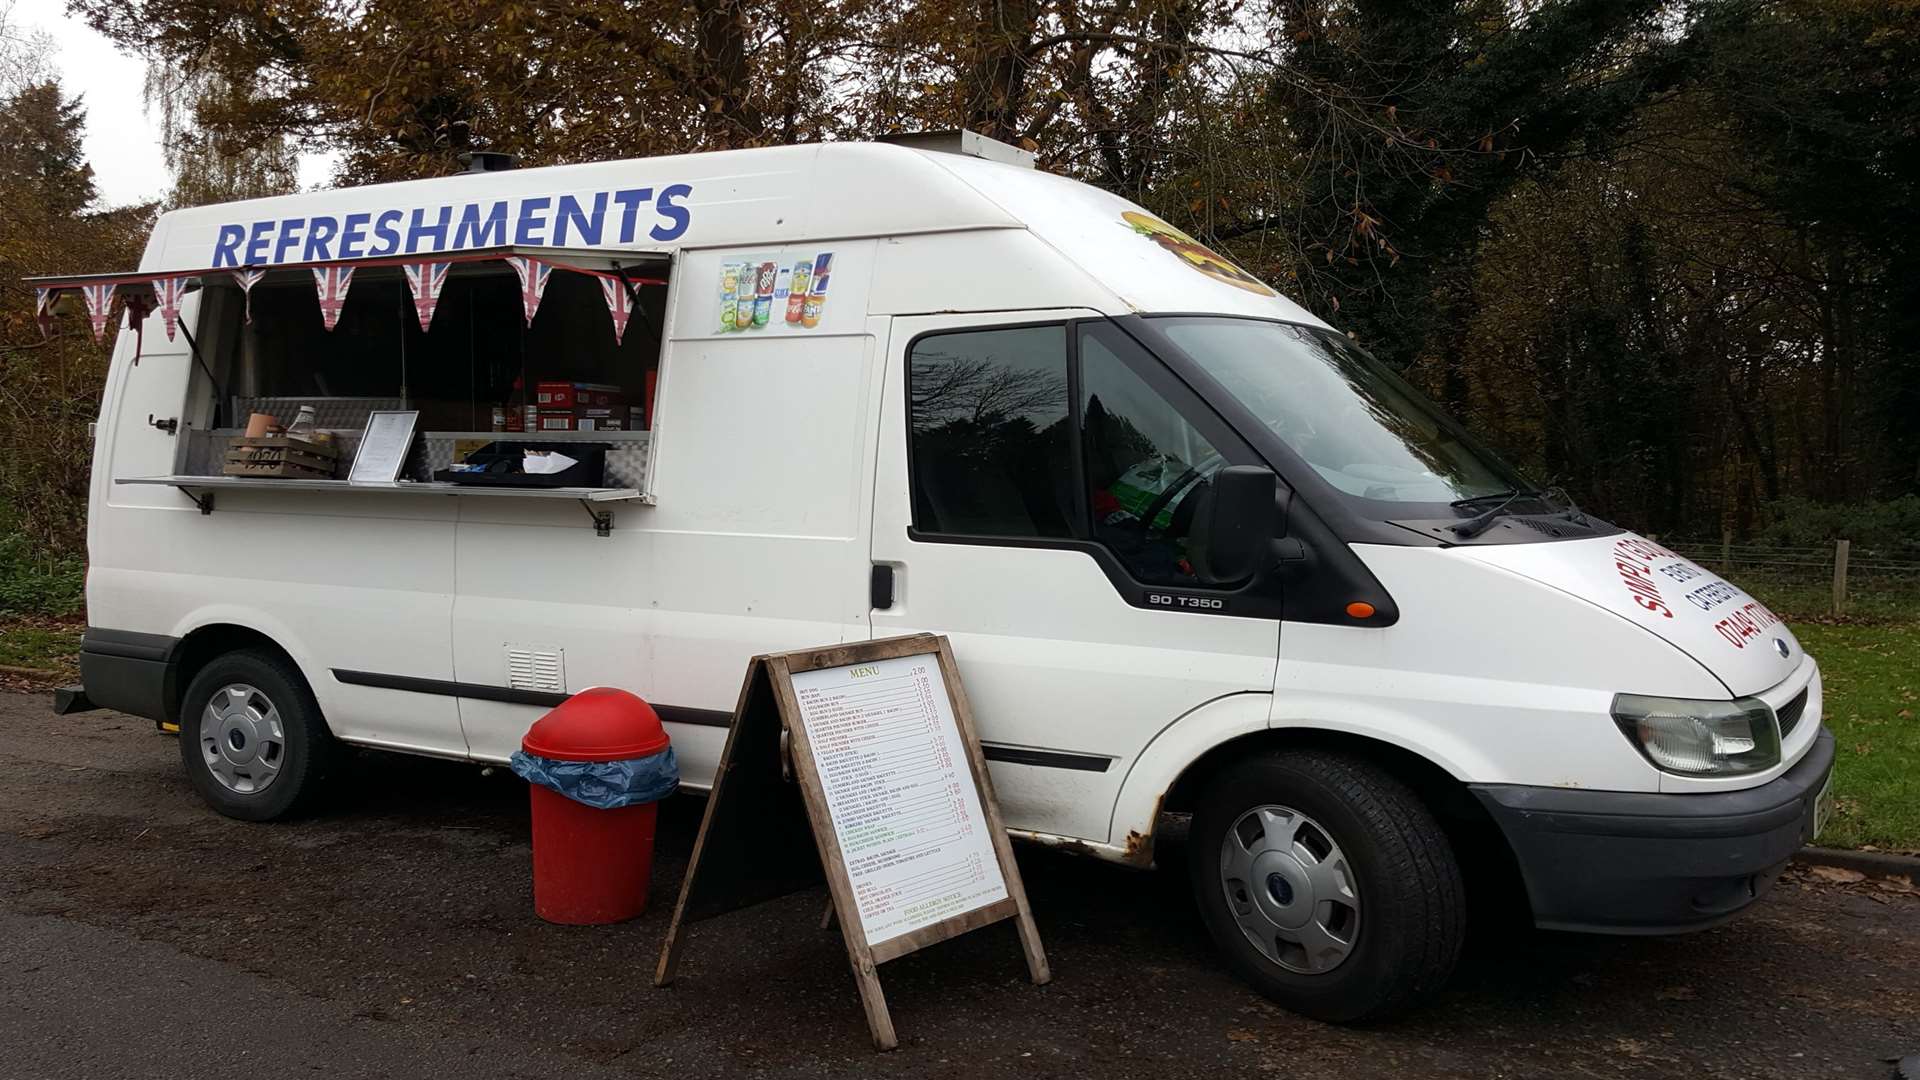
[{"left": 1774, "top": 638, "right": 1791, "bottom": 659}]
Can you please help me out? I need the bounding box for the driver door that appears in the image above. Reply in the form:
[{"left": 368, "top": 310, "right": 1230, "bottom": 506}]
[{"left": 870, "top": 312, "right": 1280, "bottom": 845}]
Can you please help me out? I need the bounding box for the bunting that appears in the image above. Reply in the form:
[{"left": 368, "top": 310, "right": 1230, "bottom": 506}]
[
  {"left": 33, "top": 287, "right": 56, "bottom": 339},
  {"left": 506, "top": 256, "right": 553, "bottom": 327},
  {"left": 231, "top": 269, "right": 266, "bottom": 323},
  {"left": 599, "top": 274, "right": 635, "bottom": 345},
  {"left": 152, "top": 276, "right": 192, "bottom": 341},
  {"left": 312, "top": 265, "right": 355, "bottom": 331},
  {"left": 402, "top": 261, "right": 452, "bottom": 333},
  {"left": 80, "top": 283, "right": 117, "bottom": 343}
]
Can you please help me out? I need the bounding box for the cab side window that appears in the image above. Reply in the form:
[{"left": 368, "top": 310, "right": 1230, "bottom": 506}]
[
  {"left": 1079, "top": 324, "right": 1225, "bottom": 585},
  {"left": 908, "top": 326, "right": 1074, "bottom": 539}
]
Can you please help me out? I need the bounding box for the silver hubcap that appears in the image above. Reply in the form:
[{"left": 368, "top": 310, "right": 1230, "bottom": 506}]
[
  {"left": 200, "top": 683, "right": 285, "bottom": 795},
  {"left": 1220, "top": 805, "right": 1360, "bottom": 974}
]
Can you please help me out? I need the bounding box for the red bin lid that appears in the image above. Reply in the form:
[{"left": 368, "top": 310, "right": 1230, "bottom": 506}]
[{"left": 521, "top": 687, "right": 670, "bottom": 762}]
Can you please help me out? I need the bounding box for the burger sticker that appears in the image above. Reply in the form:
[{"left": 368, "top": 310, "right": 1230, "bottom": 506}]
[{"left": 1121, "top": 211, "right": 1274, "bottom": 297}]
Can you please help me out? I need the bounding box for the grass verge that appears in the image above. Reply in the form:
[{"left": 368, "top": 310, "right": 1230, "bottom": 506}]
[
  {"left": 1792, "top": 622, "right": 1920, "bottom": 853},
  {"left": 0, "top": 615, "right": 82, "bottom": 687}
]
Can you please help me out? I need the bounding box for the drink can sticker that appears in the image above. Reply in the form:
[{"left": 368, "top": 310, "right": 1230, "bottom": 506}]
[
  {"left": 774, "top": 266, "right": 792, "bottom": 301},
  {"left": 786, "top": 260, "right": 811, "bottom": 323},
  {"left": 719, "top": 262, "right": 741, "bottom": 332},
  {"left": 801, "top": 251, "right": 832, "bottom": 327},
  {"left": 756, "top": 261, "right": 777, "bottom": 297}
]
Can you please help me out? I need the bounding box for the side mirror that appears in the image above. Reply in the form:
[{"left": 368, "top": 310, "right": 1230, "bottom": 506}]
[{"left": 1192, "top": 465, "right": 1278, "bottom": 586}]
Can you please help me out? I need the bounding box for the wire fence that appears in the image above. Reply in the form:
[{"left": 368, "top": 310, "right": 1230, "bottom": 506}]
[{"left": 1659, "top": 537, "right": 1920, "bottom": 622}]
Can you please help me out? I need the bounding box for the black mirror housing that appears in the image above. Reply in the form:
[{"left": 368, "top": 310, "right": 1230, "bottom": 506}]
[{"left": 1192, "top": 465, "right": 1278, "bottom": 586}]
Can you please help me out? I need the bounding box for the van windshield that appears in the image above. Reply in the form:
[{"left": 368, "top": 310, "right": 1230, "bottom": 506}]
[{"left": 1151, "top": 317, "right": 1530, "bottom": 513}]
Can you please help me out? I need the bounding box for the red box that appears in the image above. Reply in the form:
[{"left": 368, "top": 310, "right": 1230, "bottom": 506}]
[
  {"left": 534, "top": 412, "right": 577, "bottom": 432},
  {"left": 537, "top": 382, "right": 627, "bottom": 410}
]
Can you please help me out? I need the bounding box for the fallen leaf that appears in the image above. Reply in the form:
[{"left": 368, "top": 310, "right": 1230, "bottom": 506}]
[
  {"left": 1227, "top": 1029, "right": 1260, "bottom": 1043},
  {"left": 1806, "top": 865, "right": 1866, "bottom": 884}
]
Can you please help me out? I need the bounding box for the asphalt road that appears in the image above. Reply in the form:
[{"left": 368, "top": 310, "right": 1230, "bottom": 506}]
[{"left": 1, "top": 694, "right": 1914, "bottom": 1079}]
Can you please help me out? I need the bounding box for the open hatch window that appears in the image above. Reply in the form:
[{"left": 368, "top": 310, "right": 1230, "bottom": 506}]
[{"left": 174, "top": 251, "right": 670, "bottom": 491}]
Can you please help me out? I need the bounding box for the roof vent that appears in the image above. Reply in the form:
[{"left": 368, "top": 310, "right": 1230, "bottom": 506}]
[
  {"left": 460, "top": 151, "right": 516, "bottom": 174},
  {"left": 876, "top": 129, "right": 1035, "bottom": 169}
]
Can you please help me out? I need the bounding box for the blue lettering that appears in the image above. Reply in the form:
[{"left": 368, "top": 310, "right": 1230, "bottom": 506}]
[
  {"left": 370, "top": 210, "right": 403, "bottom": 256},
  {"left": 612, "top": 188, "right": 651, "bottom": 243},
  {"left": 651, "top": 184, "right": 692, "bottom": 241},
  {"left": 554, "top": 193, "right": 606, "bottom": 245},
  {"left": 244, "top": 221, "right": 273, "bottom": 265},
  {"left": 453, "top": 201, "right": 507, "bottom": 249},
  {"left": 213, "top": 225, "right": 245, "bottom": 267},
  {"left": 338, "top": 212, "right": 372, "bottom": 258},
  {"left": 406, "top": 206, "right": 452, "bottom": 253},
  {"left": 273, "top": 218, "right": 306, "bottom": 264},
  {"left": 514, "top": 197, "right": 552, "bottom": 245},
  {"left": 303, "top": 216, "right": 339, "bottom": 261}
]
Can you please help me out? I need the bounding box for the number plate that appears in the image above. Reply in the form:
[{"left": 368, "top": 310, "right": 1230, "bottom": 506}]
[{"left": 1811, "top": 773, "right": 1835, "bottom": 841}]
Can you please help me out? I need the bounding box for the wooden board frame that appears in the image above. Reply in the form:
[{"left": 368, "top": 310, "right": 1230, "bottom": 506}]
[{"left": 655, "top": 633, "right": 1049, "bottom": 1050}]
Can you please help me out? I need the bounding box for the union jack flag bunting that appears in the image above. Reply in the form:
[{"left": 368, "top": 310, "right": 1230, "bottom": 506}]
[
  {"left": 153, "top": 276, "right": 192, "bottom": 341},
  {"left": 231, "top": 269, "right": 267, "bottom": 323},
  {"left": 599, "top": 274, "right": 634, "bottom": 345},
  {"left": 312, "top": 265, "right": 356, "bottom": 331},
  {"left": 403, "top": 261, "right": 452, "bottom": 333},
  {"left": 507, "top": 256, "right": 553, "bottom": 327},
  {"left": 34, "top": 287, "right": 56, "bottom": 339},
  {"left": 80, "top": 283, "right": 117, "bottom": 343}
]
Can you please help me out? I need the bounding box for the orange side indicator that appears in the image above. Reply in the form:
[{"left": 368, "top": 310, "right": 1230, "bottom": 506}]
[{"left": 1345, "top": 601, "right": 1376, "bottom": 619}]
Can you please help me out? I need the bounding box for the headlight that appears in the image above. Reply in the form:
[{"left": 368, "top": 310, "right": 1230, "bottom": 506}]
[{"left": 1611, "top": 693, "right": 1781, "bottom": 776}]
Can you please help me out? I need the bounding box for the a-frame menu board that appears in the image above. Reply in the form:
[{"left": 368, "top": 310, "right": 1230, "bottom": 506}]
[{"left": 655, "top": 633, "right": 1049, "bottom": 1050}]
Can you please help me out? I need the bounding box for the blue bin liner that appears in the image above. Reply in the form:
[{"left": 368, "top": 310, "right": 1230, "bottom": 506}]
[{"left": 509, "top": 747, "right": 679, "bottom": 809}]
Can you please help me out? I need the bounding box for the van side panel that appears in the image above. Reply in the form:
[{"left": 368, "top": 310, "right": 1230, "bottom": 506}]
[
  {"left": 87, "top": 260, "right": 464, "bottom": 753},
  {"left": 446, "top": 245, "right": 883, "bottom": 775}
]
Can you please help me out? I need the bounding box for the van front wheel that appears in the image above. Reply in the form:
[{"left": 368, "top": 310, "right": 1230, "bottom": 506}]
[
  {"left": 178, "top": 650, "right": 336, "bottom": 821},
  {"left": 1189, "top": 750, "right": 1465, "bottom": 1022}
]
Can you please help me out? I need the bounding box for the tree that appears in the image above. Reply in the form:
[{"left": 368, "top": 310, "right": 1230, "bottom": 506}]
[{"left": 0, "top": 75, "right": 154, "bottom": 553}]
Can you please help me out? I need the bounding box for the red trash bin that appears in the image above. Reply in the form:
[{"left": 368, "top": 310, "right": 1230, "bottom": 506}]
[{"left": 520, "top": 688, "right": 671, "bottom": 925}]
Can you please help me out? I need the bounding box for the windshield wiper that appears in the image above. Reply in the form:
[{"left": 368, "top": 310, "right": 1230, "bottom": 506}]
[
  {"left": 1545, "top": 484, "right": 1592, "bottom": 527},
  {"left": 1450, "top": 491, "right": 1525, "bottom": 538},
  {"left": 1450, "top": 488, "right": 1541, "bottom": 508}
]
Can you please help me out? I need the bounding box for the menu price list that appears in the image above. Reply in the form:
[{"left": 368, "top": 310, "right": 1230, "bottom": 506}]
[{"left": 791, "top": 655, "right": 1009, "bottom": 946}]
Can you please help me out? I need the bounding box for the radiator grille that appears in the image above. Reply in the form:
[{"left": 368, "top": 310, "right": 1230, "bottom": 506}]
[{"left": 1776, "top": 688, "right": 1809, "bottom": 738}]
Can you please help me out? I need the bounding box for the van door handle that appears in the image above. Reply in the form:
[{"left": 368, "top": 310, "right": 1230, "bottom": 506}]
[{"left": 870, "top": 564, "right": 896, "bottom": 610}]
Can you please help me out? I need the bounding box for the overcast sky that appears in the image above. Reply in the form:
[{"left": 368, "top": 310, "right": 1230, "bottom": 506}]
[{"left": 13, "top": 0, "right": 335, "bottom": 206}]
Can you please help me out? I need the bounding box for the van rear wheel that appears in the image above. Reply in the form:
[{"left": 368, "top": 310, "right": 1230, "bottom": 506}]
[
  {"left": 1189, "top": 749, "right": 1465, "bottom": 1022},
  {"left": 178, "top": 650, "right": 336, "bottom": 821}
]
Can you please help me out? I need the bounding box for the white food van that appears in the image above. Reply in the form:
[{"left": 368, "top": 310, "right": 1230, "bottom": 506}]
[{"left": 47, "top": 131, "right": 1833, "bottom": 1021}]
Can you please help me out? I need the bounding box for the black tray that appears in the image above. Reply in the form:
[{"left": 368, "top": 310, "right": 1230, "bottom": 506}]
[{"left": 434, "top": 441, "right": 607, "bottom": 488}]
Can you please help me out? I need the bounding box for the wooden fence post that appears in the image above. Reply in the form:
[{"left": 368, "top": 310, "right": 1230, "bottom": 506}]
[{"left": 1832, "top": 539, "right": 1851, "bottom": 617}]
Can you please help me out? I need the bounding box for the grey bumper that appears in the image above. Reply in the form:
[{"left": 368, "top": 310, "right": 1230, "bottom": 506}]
[
  {"left": 1471, "top": 729, "right": 1836, "bottom": 934},
  {"left": 78, "top": 628, "right": 180, "bottom": 724}
]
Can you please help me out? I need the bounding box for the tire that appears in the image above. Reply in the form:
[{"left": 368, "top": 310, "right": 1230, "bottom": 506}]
[
  {"left": 178, "top": 649, "right": 337, "bottom": 821},
  {"left": 1189, "top": 749, "right": 1465, "bottom": 1022}
]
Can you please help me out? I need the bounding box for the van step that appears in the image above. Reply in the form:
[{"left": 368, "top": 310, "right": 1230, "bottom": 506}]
[{"left": 52, "top": 686, "right": 98, "bottom": 715}]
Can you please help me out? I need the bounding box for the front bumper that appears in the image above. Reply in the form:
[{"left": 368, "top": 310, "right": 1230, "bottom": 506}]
[{"left": 1471, "top": 728, "right": 1835, "bottom": 934}]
